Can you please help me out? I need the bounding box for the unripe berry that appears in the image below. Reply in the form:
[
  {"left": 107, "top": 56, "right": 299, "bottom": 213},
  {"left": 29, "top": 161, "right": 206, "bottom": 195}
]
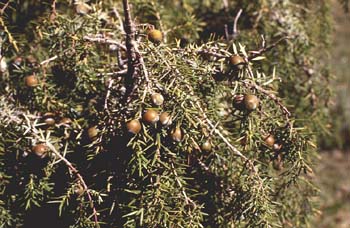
[
  {"left": 244, "top": 94, "right": 259, "bottom": 111},
  {"left": 32, "top": 144, "right": 48, "bottom": 158},
  {"left": 232, "top": 94, "right": 245, "bottom": 110},
  {"left": 43, "top": 112, "right": 56, "bottom": 126},
  {"left": 126, "top": 119, "right": 142, "bottom": 134},
  {"left": 147, "top": 29, "right": 163, "bottom": 43},
  {"left": 75, "top": 2, "right": 91, "bottom": 15},
  {"left": 151, "top": 93, "right": 164, "bottom": 106},
  {"left": 264, "top": 134, "right": 275, "bottom": 147},
  {"left": 143, "top": 110, "right": 159, "bottom": 124},
  {"left": 87, "top": 126, "right": 98, "bottom": 140},
  {"left": 201, "top": 140, "right": 212, "bottom": 152},
  {"left": 159, "top": 112, "right": 172, "bottom": 126},
  {"left": 170, "top": 127, "right": 182, "bottom": 142},
  {"left": 13, "top": 56, "right": 23, "bottom": 66},
  {"left": 59, "top": 117, "right": 72, "bottom": 125},
  {"left": 229, "top": 55, "right": 245, "bottom": 70},
  {"left": 273, "top": 155, "right": 283, "bottom": 171},
  {"left": 273, "top": 143, "right": 282, "bottom": 151},
  {"left": 26, "top": 55, "right": 37, "bottom": 66},
  {"left": 24, "top": 75, "right": 38, "bottom": 87},
  {"left": 49, "top": 12, "right": 57, "bottom": 22}
]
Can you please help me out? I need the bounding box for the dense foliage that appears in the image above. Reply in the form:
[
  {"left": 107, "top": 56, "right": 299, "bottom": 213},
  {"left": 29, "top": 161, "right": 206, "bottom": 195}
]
[{"left": 0, "top": 0, "right": 334, "bottom": 227}]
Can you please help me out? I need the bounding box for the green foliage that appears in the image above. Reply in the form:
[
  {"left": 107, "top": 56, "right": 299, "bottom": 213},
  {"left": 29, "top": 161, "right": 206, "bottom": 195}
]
[{"left": 0, "top": 0, "right": 332, "bottom": 227}]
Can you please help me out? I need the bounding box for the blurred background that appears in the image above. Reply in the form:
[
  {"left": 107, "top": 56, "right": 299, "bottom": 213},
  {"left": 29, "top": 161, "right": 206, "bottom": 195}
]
[{"left": 313, "top": 0, "right": 350, "bottom": 227}]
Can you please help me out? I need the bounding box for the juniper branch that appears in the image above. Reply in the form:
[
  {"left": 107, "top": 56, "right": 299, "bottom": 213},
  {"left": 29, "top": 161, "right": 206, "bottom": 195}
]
[
  {"left": 22, "top": 115, "right": 100, "bottom": 227},
  {"left": 122, "top": 0, "right": 137, "bottom": 101}
]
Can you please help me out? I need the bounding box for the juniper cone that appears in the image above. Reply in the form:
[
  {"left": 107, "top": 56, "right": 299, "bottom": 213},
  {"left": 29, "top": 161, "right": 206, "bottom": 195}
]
[
  {"left": 159, "top": 112, "right": 172, "bottom": 126},
  {"left": 147, "top": 29, "right": 163, "bottom": 43},
  {"left": 126, "top": 119, "right": 142, "bottom": 134},
  {"left": 0, "top": 0, "right": 336, "bottom": 227}
]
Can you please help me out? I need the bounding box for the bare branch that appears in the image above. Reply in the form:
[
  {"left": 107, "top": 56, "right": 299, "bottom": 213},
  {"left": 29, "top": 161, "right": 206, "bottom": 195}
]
[
  {"left": 0, "top": 0, "right": 11, "bottom": 15},
  {"left": 248, "top": 36, "right": 291, "bottom": 60},
  {"left": 51, "top": 0, "right": 57, "bottom": 15},
  {"left": 40, "top": 55, "right": 58, "bottom": 65},
  {"left": 122, "top": 0, "right": 138, "bottom": 101},
  {"left": 233, "top": 9, "right": 243, "bottom": 35},
  {"left": 45, "top": 142, "right": 100, "bottom": 227},
  {"left": 112, "top": 7, "right": 125, "bottom": 34},
  {"left": 222, "top": 0, "right": 229, "bottom": 11},
  {"left": 83, "top": 35, "right": 127, "bottom": 51},
  {"left": 225, "top": 9, "right": 243, "bottom": 41}
]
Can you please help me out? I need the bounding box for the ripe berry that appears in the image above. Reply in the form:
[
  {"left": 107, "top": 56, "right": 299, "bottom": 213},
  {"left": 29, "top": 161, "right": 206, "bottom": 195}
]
[
  {"left": 24, "top": 75, "right": 38, "bottom": 87},
  {"left": 151, "top": 93, "right": 164, "bottom": 106},
  {"left": 244, "top": 94, "right": 259, "bottom": 111},
  {"left": 147, "top": 29, "right": 163, "bottom": 43},
  {"left": 264, "top": 134, "right": 275, "bottom": 147},
  {"left": 201, "top": 140, "right": 212, "bottom": 152},
  {"left": 87, "top": 126, "right": 99, "bottom": 140},
  {"left": 126, "top": 119, "right": 142, "bottom": 134},
  {"left": 143, "top": 110, "right": 159, "bottom": 124},
  {"left": 229, "top": 55, "right": 245, "bottom": 70},
  {"left": 159, "top": 112, "right": 172, "bottom": 126},
  {"left": 32, "top": 144, "right": 48, "bottom": 158},
  {"left": 170, "top": 127, "right": 182, "bottom": 142}
]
